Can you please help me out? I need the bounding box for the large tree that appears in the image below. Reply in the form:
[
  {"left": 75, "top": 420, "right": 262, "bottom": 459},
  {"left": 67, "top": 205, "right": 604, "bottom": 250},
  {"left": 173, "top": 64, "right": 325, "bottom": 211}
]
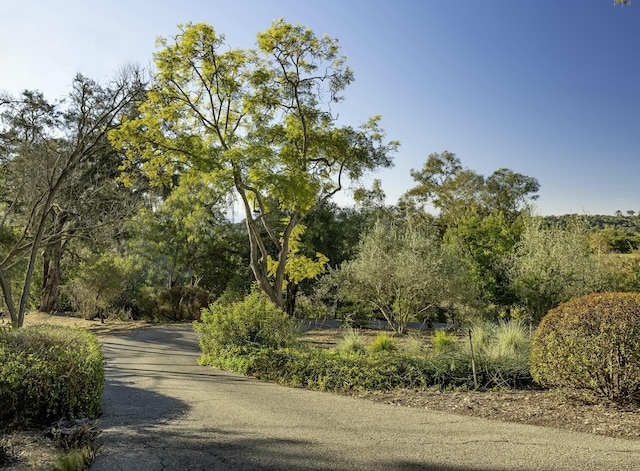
[
  {"left": 507, "top": 217, "right": 612, "bottom": 320},
  {"left": 110, "top": 21, "right": 397, "bottom": 309},
  {"left": 0, "top": 73, "right": 143, "bottom": 326},
  {"left": 401, "top": 151, "right": 539, "bottom": 313}
]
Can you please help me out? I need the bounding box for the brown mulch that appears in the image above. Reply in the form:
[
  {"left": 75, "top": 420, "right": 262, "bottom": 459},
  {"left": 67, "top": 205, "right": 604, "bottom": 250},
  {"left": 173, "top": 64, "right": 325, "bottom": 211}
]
[{"left": 353, "top": 386, "right": 640, "bottom": 441}]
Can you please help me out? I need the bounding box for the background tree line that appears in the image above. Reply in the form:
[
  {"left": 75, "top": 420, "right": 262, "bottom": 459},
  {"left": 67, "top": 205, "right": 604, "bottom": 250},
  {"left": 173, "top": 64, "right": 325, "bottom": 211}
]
[{"left": 1, "top": 20, "right": 637, "bottom": 329}]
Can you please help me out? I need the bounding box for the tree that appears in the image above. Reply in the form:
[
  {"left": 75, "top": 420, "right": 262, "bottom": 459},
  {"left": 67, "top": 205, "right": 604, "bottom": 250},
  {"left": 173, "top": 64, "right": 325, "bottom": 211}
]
[
  {"left": 507, "top": 217, "right": 612, "bottom": 321},
  {"left": 402, "top": 151, "right": 539, "bottom": 225},
  {"left": 0, "top": 72, "right": 143, "bottom": 326},
  {"left": 401, "top": 151, "right": 539, "bottom": 314},
  {"left": 110, "top": 21, "right": 397, "bottom": 310},
  {"left": 127, "top": 176, "right": 244, "bottom": 293},
  {"left": 337, "top": 220, "right": 468, "bottom": 334}
]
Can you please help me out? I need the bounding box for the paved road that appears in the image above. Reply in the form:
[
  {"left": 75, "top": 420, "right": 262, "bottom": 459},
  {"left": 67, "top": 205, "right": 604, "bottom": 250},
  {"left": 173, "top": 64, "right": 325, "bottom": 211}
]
[{"left": 91, "top": 325, "right": 640, "bottom": 470}]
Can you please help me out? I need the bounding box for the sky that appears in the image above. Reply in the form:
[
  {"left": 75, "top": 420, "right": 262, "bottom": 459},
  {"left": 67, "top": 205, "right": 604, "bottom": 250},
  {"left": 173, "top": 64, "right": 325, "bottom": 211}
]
[{"left": 1, "top": 0, "right": 639, "bottom": 216}]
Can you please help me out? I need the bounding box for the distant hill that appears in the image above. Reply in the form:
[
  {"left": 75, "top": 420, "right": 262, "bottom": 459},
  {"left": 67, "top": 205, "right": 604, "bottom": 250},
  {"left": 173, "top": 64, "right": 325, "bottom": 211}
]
[
  {"left": 544, "top": 214, "right": 640, "bottom": 253},
  {"left": 544, "top": 214, "right": 640, "bottom": 232}
]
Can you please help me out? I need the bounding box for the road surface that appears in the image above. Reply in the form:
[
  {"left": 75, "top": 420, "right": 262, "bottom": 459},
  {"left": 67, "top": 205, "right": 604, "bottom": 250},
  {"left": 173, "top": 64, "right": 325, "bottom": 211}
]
[{"left": 91, "top": 325, "right": 640, "bottom": 470}]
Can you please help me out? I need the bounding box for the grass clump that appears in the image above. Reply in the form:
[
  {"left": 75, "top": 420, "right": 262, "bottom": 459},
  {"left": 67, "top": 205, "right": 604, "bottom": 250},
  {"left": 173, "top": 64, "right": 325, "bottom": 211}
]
[
  {"left": 367, "top": 333, "right": 397, "bottom": 354},
  {"left": 431, "top": 328, "right": 457, "bottom": 352},
  {"left": 337, "top": 328, "right": 367, "bottom": 355}
]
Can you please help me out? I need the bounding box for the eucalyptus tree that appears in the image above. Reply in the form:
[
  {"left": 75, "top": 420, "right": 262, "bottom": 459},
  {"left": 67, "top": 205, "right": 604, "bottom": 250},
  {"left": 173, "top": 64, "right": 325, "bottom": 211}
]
[
  {"left": 401, "top": 151, "right": 539, "bottom": 314},
  {"left": 0, "top": 72, "right": 143, "bottom": 326},
  {"left": 110, "top": 20, "right": 397, "bottom": 310}
]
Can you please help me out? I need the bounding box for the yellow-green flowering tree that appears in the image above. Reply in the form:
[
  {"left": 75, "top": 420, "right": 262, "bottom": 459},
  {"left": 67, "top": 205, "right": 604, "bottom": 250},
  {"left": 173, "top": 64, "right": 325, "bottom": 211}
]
[{"left": 110, "top": 20, "right": 397, "bottom": 310}]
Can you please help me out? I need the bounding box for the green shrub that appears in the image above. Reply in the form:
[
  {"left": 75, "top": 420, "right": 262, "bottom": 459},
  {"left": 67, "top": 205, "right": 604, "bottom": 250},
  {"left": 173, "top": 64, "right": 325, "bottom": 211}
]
[
  {"left": 0, "top": 326, "right": 104, "bottom": 427},
  {"left": 531, "top": 292, "right": 640, "bottom": 402},
  {"left": 367, "top": 333, "right": 397, "bottom": 354},
  {"left": 155, "top": 285, "right": 211, "bottom": 322},
  {"left": 64, "top": 254, "right": 134, "bottom": 320},
  {"left": 195, "top": 289, "right": 298, "bottom": 363},
  {"left": 431, "top": 328, "right": 458, "bottom": 352}
]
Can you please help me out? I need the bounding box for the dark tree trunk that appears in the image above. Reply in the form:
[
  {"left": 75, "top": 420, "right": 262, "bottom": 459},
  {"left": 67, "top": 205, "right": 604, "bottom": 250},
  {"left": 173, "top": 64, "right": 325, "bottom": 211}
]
[
  {"left": 40, "top": 241, "right": 62, "bottom": 313},
  {"left": 285, "top": 283, "right": 298, "bottom": 317}
]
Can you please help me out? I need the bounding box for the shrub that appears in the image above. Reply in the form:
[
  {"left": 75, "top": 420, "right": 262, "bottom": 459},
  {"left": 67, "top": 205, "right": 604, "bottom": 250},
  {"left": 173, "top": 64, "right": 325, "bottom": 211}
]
[
  {"left": 155, "top": 286, "right": 211, "bottom": 322},
  {"left": 367, "top": 333, "right": 397, "bottom": 354},
  {"left": 195, "top": 289, "right": 299, "bottom": 364},
  {"left": 531, "top": 292, "right": 640, "bottom": 402},
  {"left": 0, "top": 325, "right": 104, "bottom": 427},
  {"left": 64, "top": 254, "right": 133, "bottom": 320}
]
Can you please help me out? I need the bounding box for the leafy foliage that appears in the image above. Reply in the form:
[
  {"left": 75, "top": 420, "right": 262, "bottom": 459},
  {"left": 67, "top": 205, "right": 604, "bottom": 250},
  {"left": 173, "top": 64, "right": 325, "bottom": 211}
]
[
  {"left": 531, "top": 292, "right": 640, "bottom": 402},
  {"left": 0, "top": 325, "right": 104, "bottom": 427},
  {"left": 400, "top": 152, "right": 539, "bottom": 316},
  {"left": 154, "top": 285, "right": 211, "bottom": 322},
  {"left": 337, "top": 219, "right": 467, "bottom": 333},
  {"left": 110, "top": 20, "right": 397, "bottom": 309},
  {"left": 64, "top": 253, "right": 135, "bottom": 320},
  {"left": 195, "top": 288, "right": 299, "bottom": 364},
  {"left": 507, "top": 217, "right": 611, "bottom": 320},
  {"left": 0, "top": 74, "right": 143, "bottom": 326}
]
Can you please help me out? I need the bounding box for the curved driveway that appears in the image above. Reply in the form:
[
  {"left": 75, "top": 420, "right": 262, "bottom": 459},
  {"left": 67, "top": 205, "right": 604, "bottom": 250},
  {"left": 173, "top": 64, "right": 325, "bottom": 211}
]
[{"left": 91, "top": 325, "right": 640, "bottom": 470}]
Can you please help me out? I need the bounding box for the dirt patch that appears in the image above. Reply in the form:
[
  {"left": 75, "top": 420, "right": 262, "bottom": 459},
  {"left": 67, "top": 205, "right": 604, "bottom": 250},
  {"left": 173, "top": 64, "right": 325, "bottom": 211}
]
[
  {"left": 353, "top": 388, "right": 640, "bottom": 441},
  {"left": 19, "top": 311, "right": 153, "bottom": 336}
]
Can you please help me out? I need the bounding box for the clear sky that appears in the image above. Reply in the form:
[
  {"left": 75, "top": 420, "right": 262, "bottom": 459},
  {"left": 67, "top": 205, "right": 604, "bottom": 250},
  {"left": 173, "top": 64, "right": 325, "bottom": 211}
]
[{"left": 1, "top": 0, "right": 638, "bottom": 216}]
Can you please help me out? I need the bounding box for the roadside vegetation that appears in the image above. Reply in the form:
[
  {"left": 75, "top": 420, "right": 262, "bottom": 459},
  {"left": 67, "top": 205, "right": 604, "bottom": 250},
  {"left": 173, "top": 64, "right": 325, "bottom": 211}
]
[{"left": 0, "top": 324, "right": 104, "bottom": 469}]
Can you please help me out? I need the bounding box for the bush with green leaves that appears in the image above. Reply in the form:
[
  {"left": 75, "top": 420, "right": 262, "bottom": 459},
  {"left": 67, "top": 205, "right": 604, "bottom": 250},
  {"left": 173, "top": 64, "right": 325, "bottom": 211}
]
[
  {"left": 531, "top": 292, "right": 640, "bottom": 402},
  {"left": 64, "top": 253, "right": 135, "bottom": 320},
  {"left": 155, "top": 285, "right": 211, "bottom": 322},
  {"left": 367, "top": 333, "right": 397, "bottom": 354},
  {"left": 195, "top": 289, "right": 299, "bottom": 365},
  {"left": 0, "top": 325, "right": 104, "bottom": 427}
]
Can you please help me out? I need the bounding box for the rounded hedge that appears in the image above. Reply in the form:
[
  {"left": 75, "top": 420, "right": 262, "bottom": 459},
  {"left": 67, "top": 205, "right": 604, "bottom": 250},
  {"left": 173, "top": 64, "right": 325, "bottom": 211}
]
[
  {"left": 531, "top": 292, "right": 640, "bottom": 402},
  {"left": 0, "top": 325, "right": 105, "bottom": 427}
]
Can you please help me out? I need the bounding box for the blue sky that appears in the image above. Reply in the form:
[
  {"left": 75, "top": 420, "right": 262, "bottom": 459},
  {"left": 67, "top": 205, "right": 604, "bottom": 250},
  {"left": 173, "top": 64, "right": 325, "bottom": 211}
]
[{"left": 1, "top": 0, "right": 638, "bottom": 215}]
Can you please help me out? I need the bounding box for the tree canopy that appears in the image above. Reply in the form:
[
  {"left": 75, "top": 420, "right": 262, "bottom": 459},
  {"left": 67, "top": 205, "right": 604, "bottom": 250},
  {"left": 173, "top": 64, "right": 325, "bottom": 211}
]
[{"left": 110, "top": 20, "right": 397, "bottom": 309}]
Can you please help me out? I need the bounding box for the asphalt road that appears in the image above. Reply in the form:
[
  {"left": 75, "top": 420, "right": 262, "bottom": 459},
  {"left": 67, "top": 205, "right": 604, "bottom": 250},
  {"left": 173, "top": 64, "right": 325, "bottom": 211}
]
[{"left": 91, "top": 325, "right": 640, "bottom": 471}]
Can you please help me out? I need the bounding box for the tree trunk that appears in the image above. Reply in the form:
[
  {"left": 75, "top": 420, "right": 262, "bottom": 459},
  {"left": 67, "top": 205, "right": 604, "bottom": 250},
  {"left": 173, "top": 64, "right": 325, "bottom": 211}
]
[
  {"left": 40, "top": 241, "right": 62, "bottom": 313},
  {"left": 285, "top": 283, "right": 298, "bottom": 317}
]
